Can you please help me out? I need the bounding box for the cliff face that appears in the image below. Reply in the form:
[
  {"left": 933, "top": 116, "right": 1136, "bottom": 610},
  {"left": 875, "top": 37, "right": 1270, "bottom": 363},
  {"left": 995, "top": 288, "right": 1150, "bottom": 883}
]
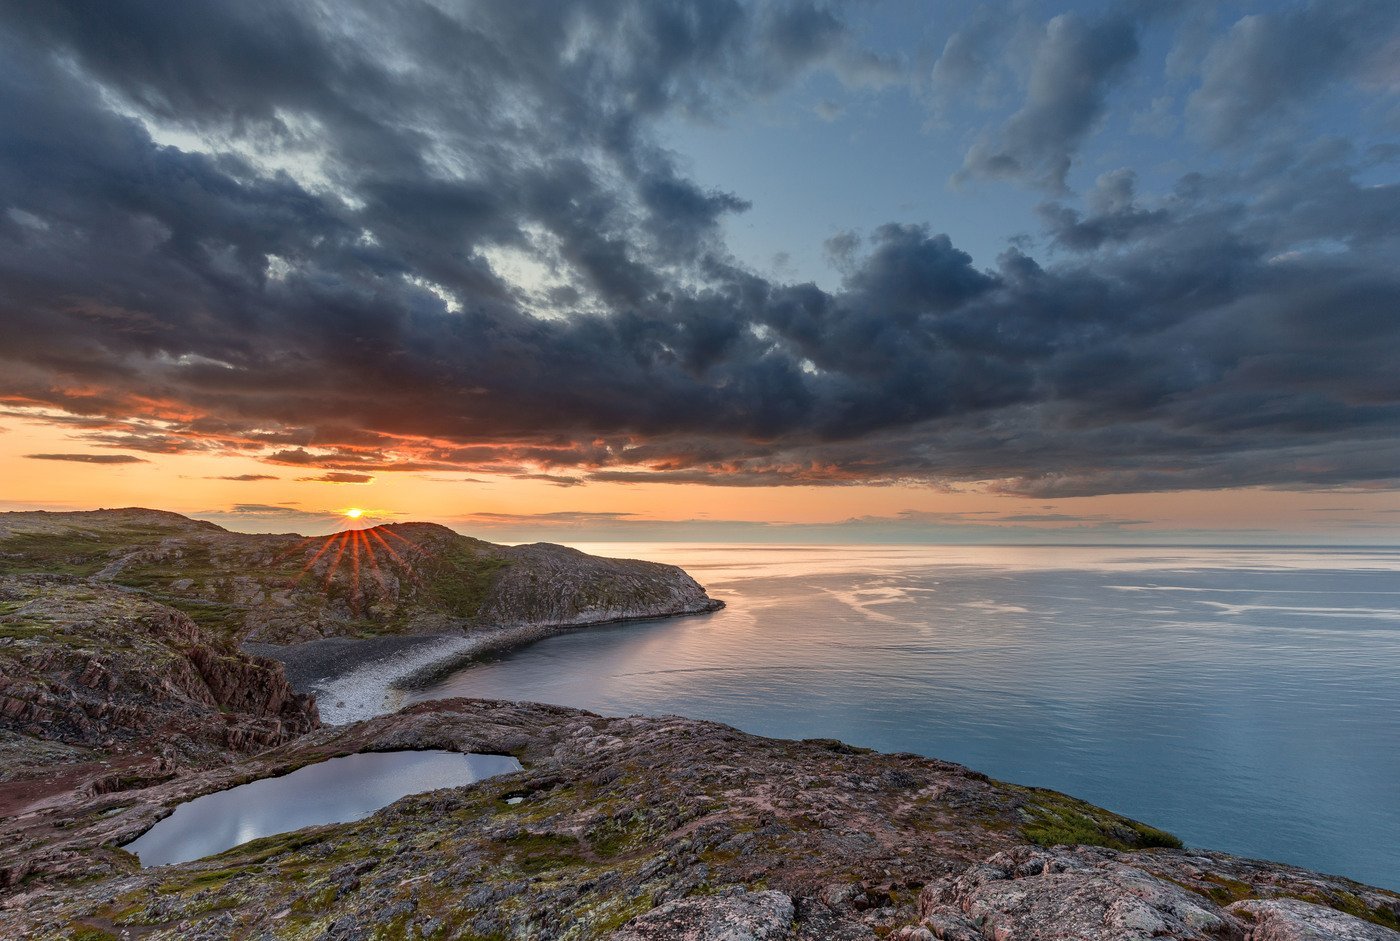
[
  {"left": 480, "top": 542, "right": 720, "bottom": 627},
  {"left": 2, "top": 700, "right": 1396, "bottom": 940},
  {"left": 0, "top": 576, "right": 319, "bottom": 771},
  {"left": 0, "top": 510, "right": 722, "bottom": 645}
]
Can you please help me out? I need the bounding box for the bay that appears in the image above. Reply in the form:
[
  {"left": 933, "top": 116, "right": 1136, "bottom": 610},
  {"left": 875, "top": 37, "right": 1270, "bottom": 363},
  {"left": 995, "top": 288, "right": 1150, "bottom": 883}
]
[{"left": 410, "top": 544, "right": 1400, "bottom": 889}]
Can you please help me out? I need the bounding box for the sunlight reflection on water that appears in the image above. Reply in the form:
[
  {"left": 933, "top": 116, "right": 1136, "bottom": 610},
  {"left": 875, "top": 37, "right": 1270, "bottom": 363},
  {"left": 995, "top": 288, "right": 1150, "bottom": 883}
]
[{"left": 124, "top": 751, "right": 521, "bottom": 867}]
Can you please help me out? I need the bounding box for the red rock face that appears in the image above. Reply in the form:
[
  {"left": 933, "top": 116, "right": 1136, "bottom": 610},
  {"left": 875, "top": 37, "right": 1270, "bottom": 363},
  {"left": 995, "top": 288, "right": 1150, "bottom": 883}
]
[{"left": 0, "top": 577, "right": 318, "bottom": 761}]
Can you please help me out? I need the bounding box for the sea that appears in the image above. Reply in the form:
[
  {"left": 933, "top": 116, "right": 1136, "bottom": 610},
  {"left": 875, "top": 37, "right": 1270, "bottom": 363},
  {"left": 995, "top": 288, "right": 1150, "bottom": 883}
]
[{"left": 408, "top": 544, "right": 1400, "bottom": 890}]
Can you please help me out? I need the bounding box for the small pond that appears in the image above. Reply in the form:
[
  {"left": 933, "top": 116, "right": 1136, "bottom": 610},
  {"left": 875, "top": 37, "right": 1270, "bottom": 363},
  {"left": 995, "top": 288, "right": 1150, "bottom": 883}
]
[{"left": 124, "top": 750, "right": 522, "bottom": 867}]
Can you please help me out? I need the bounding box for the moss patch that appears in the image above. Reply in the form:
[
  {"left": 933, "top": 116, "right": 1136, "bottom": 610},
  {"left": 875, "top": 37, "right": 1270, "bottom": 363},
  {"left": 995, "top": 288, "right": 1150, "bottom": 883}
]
[
  {"left": 500, "top": 831, "right": 587, "bottom": 875},
  {"left": 425, "top": 543, "right": 510, "bottom": 618},
  {"left": 67, "top": 924, "right": 120, "bottom": 941},
  {"left": 1010, "top": 786, "right": 1183, "bottom": 851},
  {"left": 1287, "top": 889, "right": 1400, "bottom": 931}
]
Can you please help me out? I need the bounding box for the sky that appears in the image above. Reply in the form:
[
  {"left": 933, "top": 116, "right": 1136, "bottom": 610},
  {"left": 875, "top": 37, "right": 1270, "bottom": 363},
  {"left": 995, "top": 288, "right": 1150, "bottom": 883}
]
[{"left": 2, "top": 0, "right": 1399, "bottom": 543}]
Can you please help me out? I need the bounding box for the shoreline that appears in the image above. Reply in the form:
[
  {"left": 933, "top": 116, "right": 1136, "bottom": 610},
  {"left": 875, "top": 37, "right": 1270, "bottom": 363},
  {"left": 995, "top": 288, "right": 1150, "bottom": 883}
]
[{"left": 246, "top": 600, "right": 724, "bottom": 724}]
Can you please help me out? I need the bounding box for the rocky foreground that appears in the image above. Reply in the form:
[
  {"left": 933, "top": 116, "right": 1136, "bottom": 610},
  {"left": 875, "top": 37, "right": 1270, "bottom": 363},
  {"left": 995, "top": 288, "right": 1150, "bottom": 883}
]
[
  {"left": 1, "top": 510, "right": 1397, "bottom": 939},
  {"left": 2, "top": 699, "right": 1398, "bottom": 940}
]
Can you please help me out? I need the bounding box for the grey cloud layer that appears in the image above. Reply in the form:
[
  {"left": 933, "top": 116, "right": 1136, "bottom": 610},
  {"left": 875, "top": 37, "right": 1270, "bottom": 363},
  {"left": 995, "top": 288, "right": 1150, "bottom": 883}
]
[
  {"left": 1189, "top": 0, "right": 1400, "bottom": 146},
  {"left": 956, "top": 11, "right": 1139, "bottom": 191},
  {"left": 1, "top": 0, "right": 1399, "bottom": 496}
]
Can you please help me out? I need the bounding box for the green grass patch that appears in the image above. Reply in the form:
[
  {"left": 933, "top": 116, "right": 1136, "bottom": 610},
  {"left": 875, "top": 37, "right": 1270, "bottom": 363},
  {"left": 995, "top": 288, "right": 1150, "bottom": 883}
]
[
  {"left": 290, "top": 884, "right": 339, "bottom": 915},
  {"left": 1012, "top": 786, "right": 1183, "bottom": 851},
  {"left": 588, "top": 814, "right": 653, "bottom": 859},
  {"left": 500, "top": 832, "right": 586, "bottom": 876},
  {"left": 0, "top": 621, "right": 59, "bottom": 642},
  {"left": 1287, "top": 890, "right": 1400, "bottom": 931},
  {"left": 0, "top": 524, "right": 188, "bottom": 577},
  {"left": 1193, "top": 873, "right": 1255, "bottom": 906},
  {"left": 155, "top": 865, "right": 251, "bottom": 895},
  {"left": 425, "top": 544, "right": 511, "bottom": 618}
]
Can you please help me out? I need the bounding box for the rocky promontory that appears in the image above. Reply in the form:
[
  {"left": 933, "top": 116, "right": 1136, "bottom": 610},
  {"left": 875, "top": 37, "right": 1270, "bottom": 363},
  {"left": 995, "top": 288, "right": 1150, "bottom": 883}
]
[
  {"left": 0, "top": 509, "right": 722, "bottom": 645},
  {"left": 0, "top": 508, "right": 722, "bottom": 727},
  {"left": 2, "top": 699, "right": 1397, "bottom": 940}
]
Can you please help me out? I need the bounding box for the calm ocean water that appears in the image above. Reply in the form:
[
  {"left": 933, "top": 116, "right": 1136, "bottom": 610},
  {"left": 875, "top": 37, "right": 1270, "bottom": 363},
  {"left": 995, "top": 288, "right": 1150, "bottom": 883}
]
[{"left": 411, "top": 544, "right": 1400, "bottom": 889}]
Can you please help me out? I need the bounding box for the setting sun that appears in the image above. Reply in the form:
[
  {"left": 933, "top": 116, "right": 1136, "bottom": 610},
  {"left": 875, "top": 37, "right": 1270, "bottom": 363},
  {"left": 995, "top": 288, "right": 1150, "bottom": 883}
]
[{"left": 344, "top": 508, "right": 364, "bottom": 519}]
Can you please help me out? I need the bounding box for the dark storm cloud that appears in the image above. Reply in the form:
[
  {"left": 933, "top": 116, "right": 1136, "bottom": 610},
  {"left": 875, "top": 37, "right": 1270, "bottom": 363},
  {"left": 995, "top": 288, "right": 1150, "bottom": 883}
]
[
  {"left": 25, "top": 453, "right": 149, "bottom": 464},
  {"left": 1036, "top": 170, "right": 1169, "bottom": 251},
  {"left": 0, "top": 0, "right": 1398, "bottom": 498},
  {"left": 296, "top": 472, "right": 375, "bottom": 484},
  {"left": 512, "top": 473, "right": 588, "bottom": 488}
]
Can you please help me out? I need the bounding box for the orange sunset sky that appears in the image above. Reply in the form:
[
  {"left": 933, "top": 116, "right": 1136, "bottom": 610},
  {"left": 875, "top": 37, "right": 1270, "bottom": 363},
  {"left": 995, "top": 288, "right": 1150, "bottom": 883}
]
[{"left": 5, "top": 413, "right": 1398, "bottom": 543}]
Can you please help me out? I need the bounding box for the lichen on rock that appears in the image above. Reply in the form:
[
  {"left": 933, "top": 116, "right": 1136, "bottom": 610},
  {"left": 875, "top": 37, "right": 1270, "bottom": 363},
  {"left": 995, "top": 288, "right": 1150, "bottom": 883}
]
[{"left": 2, "top": 700, "right": 1397, "bottom": 940}]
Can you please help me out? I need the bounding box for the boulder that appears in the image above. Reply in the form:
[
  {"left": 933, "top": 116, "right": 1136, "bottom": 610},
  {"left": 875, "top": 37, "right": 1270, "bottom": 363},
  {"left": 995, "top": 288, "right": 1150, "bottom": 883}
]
[
  {"left": 610, "top": 890, "right": 795, "bottom": 940},
  {"left": 1228, "top": 899, "right": 1400, "bottom": 941}
]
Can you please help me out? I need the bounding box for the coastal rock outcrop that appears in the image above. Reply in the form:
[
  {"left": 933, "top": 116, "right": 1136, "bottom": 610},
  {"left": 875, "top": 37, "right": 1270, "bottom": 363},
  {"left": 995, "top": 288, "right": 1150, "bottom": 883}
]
[
  {"left": 478, "top": 540, "right": 721, "bottom": 628},
  {"left": 0, "top": 573, "right": 319, "bottom": 879},
  {"left": 609, "top": 889, "right": 796, "bottom": 940},
  {"left": 3, "top": 700, "right": 1395, "bottom": 939},
  {"left": 1227, "top": 898, "right": 1400, "bottom": 941},
  {"left": 0, "top": 509, "right": 722, "bottom": 645},
  {"left": 0, "top": 576, "right": 317, "bottom": 763},
  {"left": 917, "top": 847, "right": 1240, "bottom": 939}
]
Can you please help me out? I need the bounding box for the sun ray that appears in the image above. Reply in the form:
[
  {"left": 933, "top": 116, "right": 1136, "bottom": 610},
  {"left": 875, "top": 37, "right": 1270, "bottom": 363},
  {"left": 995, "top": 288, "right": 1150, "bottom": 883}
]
[
  {"left": 277, "top": 535, "right": 322, "bottom": 564},
  {"left": 348, "top": 527, "right": 363, "bottom": 612},
  {"left": 293, "top": 532, "right": 341, "bottom": 583},
  {"left": 366, "top": 527, "right": 409, "bottom": 568},
  {"left": 379, "top": 526, "right": 431, "bottom": 558},
  {"left": 357, "top": 529, "right": 388, "bottom": 591},
  {"left": 322, "top": 530, "right": 352, "bottom": 589}
]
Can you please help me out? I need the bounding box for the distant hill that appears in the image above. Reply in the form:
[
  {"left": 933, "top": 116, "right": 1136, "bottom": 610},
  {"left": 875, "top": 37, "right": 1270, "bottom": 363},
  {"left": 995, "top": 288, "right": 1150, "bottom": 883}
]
[{"left": 0, "top": 509, "right": 721, "bottom": 645}]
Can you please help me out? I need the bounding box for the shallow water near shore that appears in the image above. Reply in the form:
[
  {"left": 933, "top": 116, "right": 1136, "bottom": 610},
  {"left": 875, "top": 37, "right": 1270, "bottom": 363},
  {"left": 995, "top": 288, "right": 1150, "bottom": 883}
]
[
  {"left": 124, "top": 751, "right": 522, "bottom": 867},
  {"left": 410, "top": 544, "right": 1400, "bottom": 890}
]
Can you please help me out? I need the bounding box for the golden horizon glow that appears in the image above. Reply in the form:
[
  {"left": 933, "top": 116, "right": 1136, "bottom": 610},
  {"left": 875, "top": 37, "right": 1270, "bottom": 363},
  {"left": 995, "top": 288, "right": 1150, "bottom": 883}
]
[
  {"left": 344, "top": 508, "right": 364, "bottom": 519},
  {"left": 1, "top": 412, "right": 1399, "bottom": 542}
]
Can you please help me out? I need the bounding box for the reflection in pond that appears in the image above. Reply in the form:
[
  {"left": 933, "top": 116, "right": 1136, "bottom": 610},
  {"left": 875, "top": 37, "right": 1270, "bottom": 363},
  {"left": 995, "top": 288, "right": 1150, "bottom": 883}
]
[{"left": 125, "top": 750, "right": 522, "bottom": 867}]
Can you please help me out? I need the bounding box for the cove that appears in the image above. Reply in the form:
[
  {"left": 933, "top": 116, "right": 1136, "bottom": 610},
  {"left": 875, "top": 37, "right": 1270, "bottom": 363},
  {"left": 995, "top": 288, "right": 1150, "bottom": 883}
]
[{"left": 124, "top": 750, "right": 522, "bottom": 867}]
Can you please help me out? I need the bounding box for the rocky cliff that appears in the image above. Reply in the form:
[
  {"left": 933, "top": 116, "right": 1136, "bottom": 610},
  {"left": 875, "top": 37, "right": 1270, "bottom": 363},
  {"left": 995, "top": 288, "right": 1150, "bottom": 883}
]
[
  {"left": 0, "top": 509, "right": 722, "bottom": 644},
  {"left": 0, "top": 576, "right": 319, "bottom": 774},
  {"left": 2, "top": 699, "right": 1396, "bottom": 940}
]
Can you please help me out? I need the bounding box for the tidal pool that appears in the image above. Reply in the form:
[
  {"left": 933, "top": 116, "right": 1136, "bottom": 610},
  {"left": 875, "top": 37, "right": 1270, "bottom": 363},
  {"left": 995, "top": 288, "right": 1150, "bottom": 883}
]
[{"left": 124, "top": 750, "right": 521, "bottom": 867}]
